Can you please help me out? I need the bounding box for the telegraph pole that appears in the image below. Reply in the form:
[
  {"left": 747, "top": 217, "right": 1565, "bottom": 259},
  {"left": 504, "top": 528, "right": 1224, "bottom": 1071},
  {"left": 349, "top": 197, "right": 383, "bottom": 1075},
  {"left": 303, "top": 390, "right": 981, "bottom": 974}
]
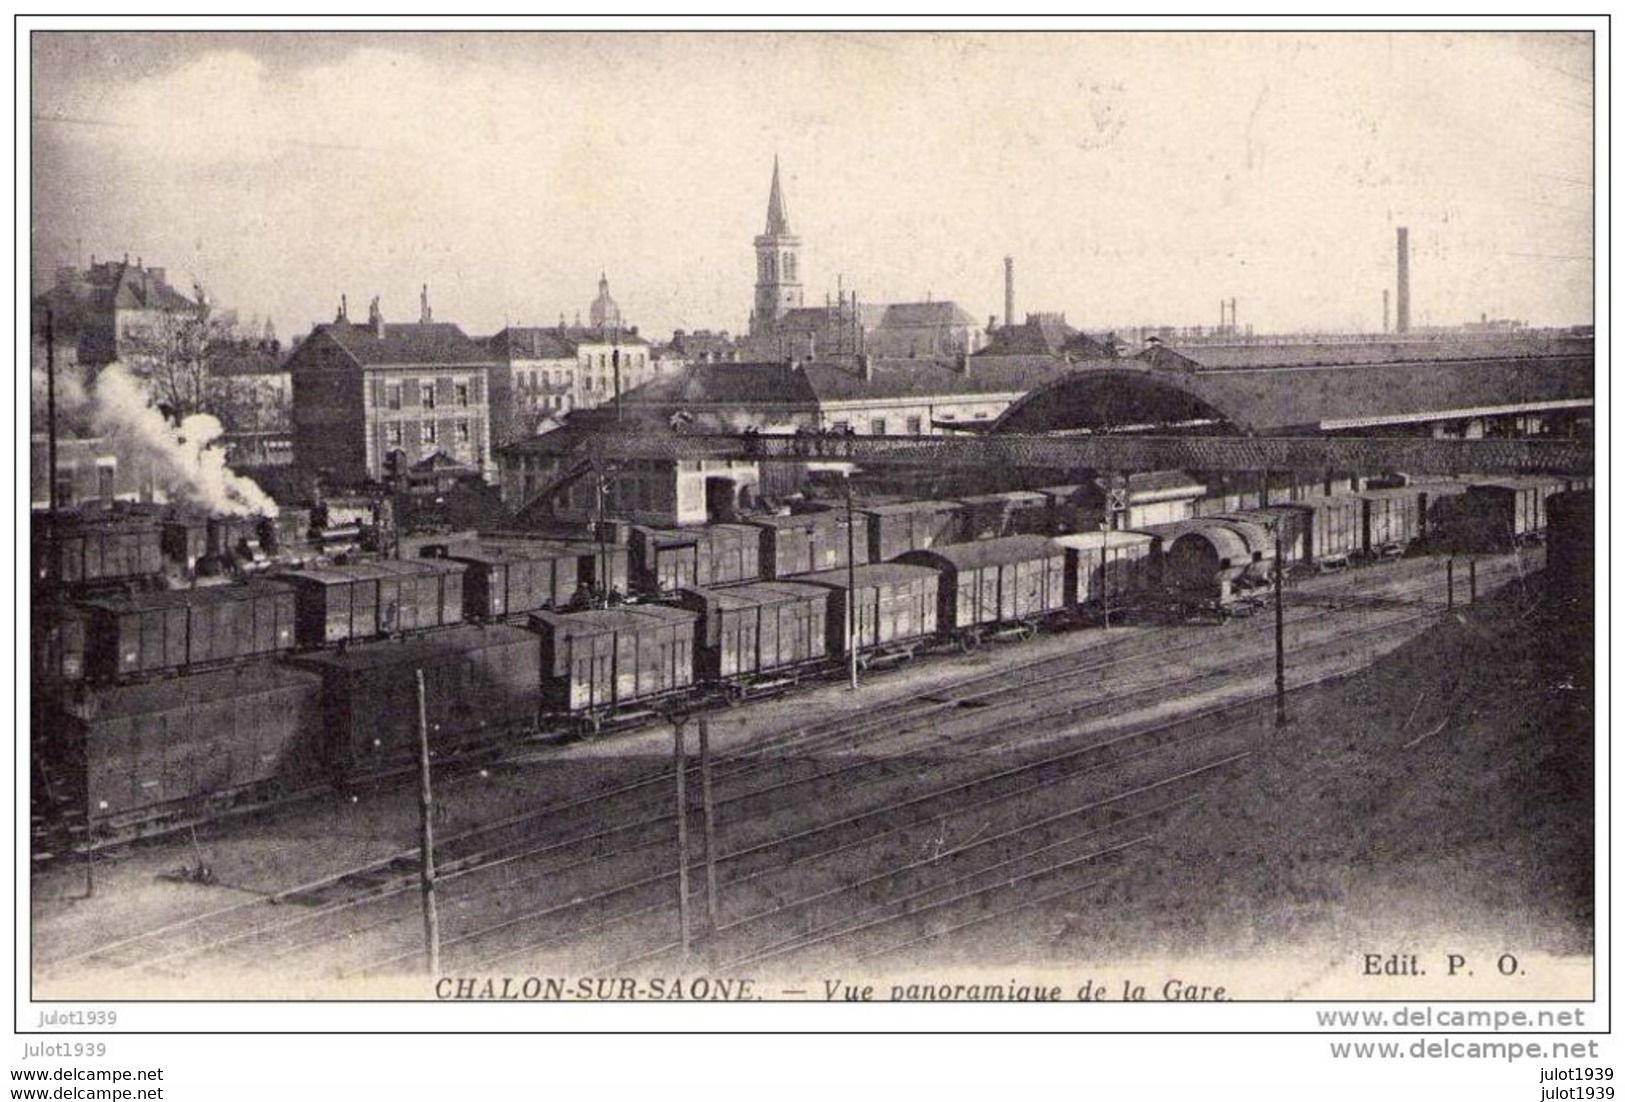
[
  {"left": 415, "top": 671, "right": 441, "bottom": 976},
  {"left": 845, "top": 472, "right": 859, "bottom": 691},
  {"left": 698, "top": 716, "right": 720, "bottom": 933},
  {"left": 673, "top": 717, "right": 693, "bottom": 956},
  {"left": 1273, "top": 523, "right": 1287, "bottom": 728}
]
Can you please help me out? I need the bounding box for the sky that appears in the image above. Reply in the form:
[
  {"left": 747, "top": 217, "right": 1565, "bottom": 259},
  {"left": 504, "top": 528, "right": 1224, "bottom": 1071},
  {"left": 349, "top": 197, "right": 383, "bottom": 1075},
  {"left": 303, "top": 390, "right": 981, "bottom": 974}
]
[{"left": 30, "top": 30, "right": 1594, "bottom": 340}]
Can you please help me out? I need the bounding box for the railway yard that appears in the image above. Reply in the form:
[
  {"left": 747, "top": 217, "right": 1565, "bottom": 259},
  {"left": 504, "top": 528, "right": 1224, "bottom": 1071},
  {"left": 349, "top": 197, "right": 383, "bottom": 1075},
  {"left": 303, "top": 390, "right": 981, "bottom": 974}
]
[{"left": 32, "top": 540, "right": 1588, "bottom": 999}]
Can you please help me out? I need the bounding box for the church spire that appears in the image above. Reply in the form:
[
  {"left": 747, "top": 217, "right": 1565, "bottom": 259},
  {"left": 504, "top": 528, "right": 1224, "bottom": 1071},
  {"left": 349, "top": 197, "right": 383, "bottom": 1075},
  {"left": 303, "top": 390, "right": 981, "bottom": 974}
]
[{"left": 765, "top": 155, "right": 790, "bottom": 236}]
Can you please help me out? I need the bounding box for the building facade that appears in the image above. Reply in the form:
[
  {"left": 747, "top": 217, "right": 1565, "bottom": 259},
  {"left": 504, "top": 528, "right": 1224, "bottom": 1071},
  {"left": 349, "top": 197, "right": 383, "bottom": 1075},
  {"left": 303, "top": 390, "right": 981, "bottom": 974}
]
[{"left": 288, "top": 298, "right": 495, "bottom": 487}]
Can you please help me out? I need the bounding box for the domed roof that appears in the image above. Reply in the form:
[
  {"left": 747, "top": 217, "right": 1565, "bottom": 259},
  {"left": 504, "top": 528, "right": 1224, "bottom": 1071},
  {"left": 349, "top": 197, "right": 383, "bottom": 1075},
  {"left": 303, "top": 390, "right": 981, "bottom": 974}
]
[{"left": 589, "top": 272, "right": 622, "bottom": 330}]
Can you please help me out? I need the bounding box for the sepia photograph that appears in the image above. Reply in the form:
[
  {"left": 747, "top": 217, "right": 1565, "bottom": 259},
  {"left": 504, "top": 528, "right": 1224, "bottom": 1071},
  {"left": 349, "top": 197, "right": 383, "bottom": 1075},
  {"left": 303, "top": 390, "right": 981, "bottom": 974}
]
[{"left": 21, "top": 20, "right": 1599, "bottom": 1051}]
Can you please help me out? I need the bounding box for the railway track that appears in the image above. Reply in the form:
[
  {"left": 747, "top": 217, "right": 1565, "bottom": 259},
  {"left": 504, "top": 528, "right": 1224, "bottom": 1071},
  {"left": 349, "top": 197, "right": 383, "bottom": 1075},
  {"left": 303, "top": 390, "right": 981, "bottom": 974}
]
[
  {"left": 118, "top": 595, "right": 1443, "bottom": 980},
  {"left": 38, "top": 551, "right": 1531, "bottom": 982}
]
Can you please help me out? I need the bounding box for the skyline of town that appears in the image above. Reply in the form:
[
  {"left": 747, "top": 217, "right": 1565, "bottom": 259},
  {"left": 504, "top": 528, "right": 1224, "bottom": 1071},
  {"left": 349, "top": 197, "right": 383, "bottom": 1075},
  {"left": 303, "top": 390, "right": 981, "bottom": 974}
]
[{"left": 32, "top": 32, "right": 1593, "bottom": 341}]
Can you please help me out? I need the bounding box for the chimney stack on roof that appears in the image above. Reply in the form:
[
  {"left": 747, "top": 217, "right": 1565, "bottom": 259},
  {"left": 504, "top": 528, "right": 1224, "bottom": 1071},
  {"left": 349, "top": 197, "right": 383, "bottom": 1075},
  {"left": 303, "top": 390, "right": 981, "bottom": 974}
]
[
  {"left": 420, "top": 284, "right": 433, "bottom": 324},
  {"left": 368, "top": 295, "right": 385, "bottom": 339},
  {"left": 858, "top": 353, "right": 873, "bottom": 382},
  {"left": 1003, "top": 256, "right": 1014, "bottom": 329}
]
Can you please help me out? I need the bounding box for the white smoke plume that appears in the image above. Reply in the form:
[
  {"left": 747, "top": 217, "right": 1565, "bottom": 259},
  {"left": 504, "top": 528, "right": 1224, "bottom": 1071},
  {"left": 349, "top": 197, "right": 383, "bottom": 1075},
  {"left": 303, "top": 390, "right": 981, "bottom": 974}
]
[{"left": 89, "top": 363, "right": 279, "bottom": 517}]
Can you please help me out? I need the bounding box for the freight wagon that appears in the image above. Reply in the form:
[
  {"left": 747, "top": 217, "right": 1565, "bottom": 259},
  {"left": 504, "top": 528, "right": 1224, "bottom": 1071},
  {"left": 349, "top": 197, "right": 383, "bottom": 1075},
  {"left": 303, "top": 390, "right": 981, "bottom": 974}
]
[
  {"left": 797, "top": 562, "right": 940, "bottom": 668},
  {"left": 60, "top": 660, "right": 327, "bottom": 833},
  {"left": 287, "top": 624, "right": 542, "bottom": 775},
  {"left": 857, "top": 500, "right": 966, "bottom": 561},
  {"left": 957, "top": 491, "right": 1053, "bottom": 540},
  {"left": 1294, "top": 495, "right": 1361, "bottom": 569},
  {"left": 898, "top": 535, "right": 1068, "bottom": 647},
  {"left": 480, "top": 537, "right": 631, "bottom": 602},
  {"left": 276, "top": 559, "right": 466, "bottom": 646},
  {"left": 441, "top": 542, "right": 586, "bottom": 619},
  {"left": 675, "top": 581, "right": 829, "bottom": 697},
  {"left": 1358, "top": 487, "right": 1425, "bottom": 559},
  {"left": 78, "top": 581, "right": 298, "bottom": 680},
  {"left": 1050, "top": 531, "right": 1157, "bottom": 620},
  {"left": 746, "top": 511, "right": 870, "bottom": 579},
  {"left": 1461, "top": 478, "right": 1568, "bottom": 547},
  {"left": 628, "top": 523, "right": 761, "bottom": 595},
  {"left": 530, "top": 605, "right": 698, "bottom": 732},
  {"left": 34, "top": 514, "right": 164, "bottom": 588}
]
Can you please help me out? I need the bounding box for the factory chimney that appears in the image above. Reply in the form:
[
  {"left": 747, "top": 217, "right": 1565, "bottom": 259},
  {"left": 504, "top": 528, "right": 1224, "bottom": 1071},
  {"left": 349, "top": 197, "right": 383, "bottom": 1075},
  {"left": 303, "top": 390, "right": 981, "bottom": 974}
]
[
  {"left": 1396, "top": 227, "right": 1411, "bottom": 334},
  {"left": 1003, "top": 256, "right": 1014, "bottom": 329}
]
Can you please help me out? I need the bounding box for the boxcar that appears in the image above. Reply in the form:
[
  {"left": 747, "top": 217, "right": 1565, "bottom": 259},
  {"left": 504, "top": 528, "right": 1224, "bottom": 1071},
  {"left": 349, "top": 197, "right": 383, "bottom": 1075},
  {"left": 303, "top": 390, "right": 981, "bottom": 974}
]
[
  {"left": 898, "top": 535, "right": 1067, "bottom": 642},
  {"left": 277, "top": 560, "right": 465, "bottom": 646},
  {"left": 629, "top": 524, "right": 762, "bottom": 595},
  {"left": 797, "top": 562, "right": 940, "bottom": 663},
  {"left": 1050, "top": 531, "right": 1157, "bottom": 614},
  {"left": 1296, "top": 495, "right": 1362, "bottom": 569},
  {"left": 530, "top": 605, "right": 698, "bottom": 722},
  {"left": 288, "top": 624, "right": 542, "bottom": 775},
  {"left": 444, "top": 543, "right": 584, "bottom": 619},
  {"left": 1359, "top": 487, "right": 1425, "bottom": 558},
  {"left": 957, "top": 491, "right": 1053, "bottom": 540},
  {"left": 746, "top": 512, "right": 870, "bottom": 579},
  {"left": 161, "top": 517, "right": 211, "bottom": 572},
  {"left": 33, "top": 605, "right": 86, "bottom": 686},
  {"left": 1465, "top": 478, "right": 1567, "bottom": 544},
  {"left": 79, "top": 581, "right": 298, "bottom": 680},
  {"left": 675, "top": 581, "right": 829, "bottom": 686},
  {"left": 481, "top": 537, "right": 631, "bottom": 601},
  {"left": 858, "top": 500, "right": 966, "bottom": 561},
  {"left": 35, "top": 515, "right": 164, "bottom": 587},
  {"left": 61, "top": 660, "right": 326, "bottom": 830}
]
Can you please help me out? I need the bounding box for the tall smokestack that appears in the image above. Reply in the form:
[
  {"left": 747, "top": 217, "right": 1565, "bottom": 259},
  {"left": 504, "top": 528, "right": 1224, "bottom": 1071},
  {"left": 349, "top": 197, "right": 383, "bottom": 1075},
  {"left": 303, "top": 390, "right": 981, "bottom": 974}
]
[
  {"left": 1396, "top": 227, "right": 1411, "bottom": 334},
  {"left": 1003, "top": 256, "right": 1014, "bottom": 329}
]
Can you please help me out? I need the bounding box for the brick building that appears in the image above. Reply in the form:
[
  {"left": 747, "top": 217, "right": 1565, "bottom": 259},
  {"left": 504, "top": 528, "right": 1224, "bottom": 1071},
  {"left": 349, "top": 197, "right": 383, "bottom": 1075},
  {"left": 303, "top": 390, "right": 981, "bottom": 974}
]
[{"left": 288, "top": 297, "right": 496, "bottom": 487}]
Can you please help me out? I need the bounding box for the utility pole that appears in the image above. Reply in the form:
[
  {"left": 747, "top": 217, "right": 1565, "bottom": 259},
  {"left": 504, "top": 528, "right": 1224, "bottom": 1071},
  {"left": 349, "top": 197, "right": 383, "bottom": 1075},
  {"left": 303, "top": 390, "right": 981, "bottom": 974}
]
[
  {"left": 699, "top": 716, "right": 720, "bottom": 933},
  {"left": 673, "top": 717, "right": 692, "bottom": 956},
  {"left": 1273, "top": 523, "right": 1286, "bottom": 728},
  {"left": 1446, "top": 559, "right": 1455, "bottom": 611},
  {"left": 46, "top": 310, "right": 58, "bottom": 516},
  {"left": 415, "top": 670, "right": 440, "bottom": 977},
  {"left": 845, "top": 472, "right": 859, "bottom": 691}
]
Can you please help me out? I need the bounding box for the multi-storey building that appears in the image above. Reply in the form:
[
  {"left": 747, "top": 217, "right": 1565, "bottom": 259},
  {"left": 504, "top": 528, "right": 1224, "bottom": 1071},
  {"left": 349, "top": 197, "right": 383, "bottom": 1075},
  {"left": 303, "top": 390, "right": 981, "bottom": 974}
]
[{"left": 288, "top": 296, "right": 496, "bottom": 487}]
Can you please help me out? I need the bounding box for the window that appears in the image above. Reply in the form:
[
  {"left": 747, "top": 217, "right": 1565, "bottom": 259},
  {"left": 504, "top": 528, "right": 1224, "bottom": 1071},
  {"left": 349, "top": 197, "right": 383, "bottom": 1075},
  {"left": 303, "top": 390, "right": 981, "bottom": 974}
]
[
  {"left": 598, "top": 354, "right": 607, "bottom": 369},
  {"left": 456, "top": 383, "right": 470, "bottom": 407},
  {"left": 423, "top": 421, "right": 438, "bottom": 444},
  {"left": 456, "top": 421, "right": 471, "bottom": 444},
  {"left": 421, "top": 382, "right": 437, "bottom": 409},
  {"left": 386, "top": 423, "right": 403, "bottom": 447},
  {"left": 831, "top": 420, "right": 850, "bottom": 434},
  {"left": 905, "top": 416, "right": 922, "bottom": 434},
  {"left": 584, "top": 377, "right": 593, "bottom": 392},
  {"left": 870, "top": 419, "right": 887, "bottom": 436},
  {"left": 386, "top": 383, "right": 402, "bottom": 410}
]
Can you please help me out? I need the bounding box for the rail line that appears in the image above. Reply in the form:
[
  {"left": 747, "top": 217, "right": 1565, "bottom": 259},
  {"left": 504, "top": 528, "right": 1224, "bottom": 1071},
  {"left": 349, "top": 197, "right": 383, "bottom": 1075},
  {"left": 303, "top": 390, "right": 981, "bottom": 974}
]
[{"left": 39, "top": 551, "right": 1527, "bottom": 979}]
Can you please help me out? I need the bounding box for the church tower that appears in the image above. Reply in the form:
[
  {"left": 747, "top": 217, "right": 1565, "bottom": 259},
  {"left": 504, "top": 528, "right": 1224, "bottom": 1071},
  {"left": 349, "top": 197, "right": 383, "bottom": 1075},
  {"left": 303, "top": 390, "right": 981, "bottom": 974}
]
[{"left": 750, "top": 156, "right": 803, "bottom": 336}]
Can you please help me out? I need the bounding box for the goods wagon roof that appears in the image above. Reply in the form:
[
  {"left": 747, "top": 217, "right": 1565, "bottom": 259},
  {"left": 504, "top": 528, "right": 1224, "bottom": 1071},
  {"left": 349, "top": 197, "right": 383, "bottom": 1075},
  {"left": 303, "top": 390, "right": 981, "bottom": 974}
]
[
  {"left": 69, "top": 660, "right": 322, "bottom": 719},
  {"left": 287, "top": 624, "right": 539, "bottom": 672},
  {"left": 685, "top": 581, "right": 827, "bottom": 609},
  {"left": 858, "top": 500, "right": 965, "bottom": 517},
  {"left": 368, "top": 559, "right": 465, "bottom": 576},
  {"left": 958, "top": 491, "right": 1050, "bottom": 506},
  {"left": 1050, "top": 531, "right": 1156, "bottom": 551},
  {"left": 743, "top": 512, "right": 843, "bottom": 530},
  {"left": 796, "top": 563, "right": 940, "bottom": 589},
  {"left": 900, "top": 535, "right": 1061, "bottom": 570},
  {"left": 530, "top": 605, "right": 697, "bottom": 638},
  {"left": 78, "top": 579, "right": 292, "bottom": 612}
]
